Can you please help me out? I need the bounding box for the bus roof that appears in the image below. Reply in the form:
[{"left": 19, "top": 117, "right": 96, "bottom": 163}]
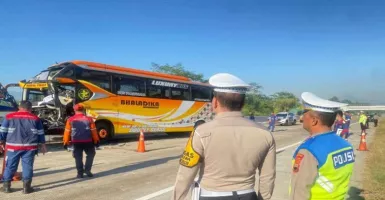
[
  {"left": 59, "top": 60, "right": 212, "bottom": 87},
  {"left": 73, "top": 60, "right": 191, "bottom": 81},
  {"left": 45, "top": 60, "right": 210, "bottom": 87}
]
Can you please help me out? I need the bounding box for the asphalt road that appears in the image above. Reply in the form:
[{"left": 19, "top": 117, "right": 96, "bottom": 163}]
[
  {"left": 40, "top": 116, "right": 271, "bottom": 144},
  {"left": 1, "top": 121, "right": 309, "bottom": 200}
]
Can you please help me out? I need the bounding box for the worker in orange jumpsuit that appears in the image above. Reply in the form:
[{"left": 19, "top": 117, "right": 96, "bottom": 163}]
[{"left": 63, "top": 104, "right": 100, "bottom": 178}]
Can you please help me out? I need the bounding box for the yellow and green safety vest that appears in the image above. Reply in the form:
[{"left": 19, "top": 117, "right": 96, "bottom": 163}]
[
  {"left": 359, "top": 114, "right": 367, "bottom": 125},
  {"left": 290, "top": 131, "right": 355, "bottom": 199}
]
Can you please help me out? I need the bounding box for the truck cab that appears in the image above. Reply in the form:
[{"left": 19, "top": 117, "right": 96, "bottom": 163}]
[{"left": 0, "top": 83, "right": 19, "bottom": 125}]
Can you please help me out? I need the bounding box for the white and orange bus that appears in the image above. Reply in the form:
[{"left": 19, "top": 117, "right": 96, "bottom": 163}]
[{"left": 16, "top": 60, "right": 214, "bottom": 139}]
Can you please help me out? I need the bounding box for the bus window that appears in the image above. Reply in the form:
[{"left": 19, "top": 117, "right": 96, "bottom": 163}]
[
  {"left": 171, "top": 88, "right": 190, "bottom": 100},
  {"left": 60, "top": 67, "right": 75, "bottom": 78},
  {"left": 146, "top": 79, "right": 170, "bottom": 99},
  {"left": 77, "top": 69, "right": 111, "bottom": 91},
  {"left": 114, "top": 75, "right": 146, "bottom": 97},
  {"left": 48, "top": 67, "right": 64, "bottom": 80},
  {"left": 32, "top": 71, "right": 49, "bottom": 81},
  {"left": 191, "top": 85, "right": 212, "bottom": 102}
]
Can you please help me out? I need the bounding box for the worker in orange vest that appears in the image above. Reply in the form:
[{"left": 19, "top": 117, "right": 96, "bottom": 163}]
[{"left": 63, "top": 104, "right": 100, "bottom": 178}]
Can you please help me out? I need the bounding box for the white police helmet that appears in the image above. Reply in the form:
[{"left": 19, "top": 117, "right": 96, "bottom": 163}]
[
  {"left": 209, "top": 73, "right": 250, "bottom": 94},
  {"left": 301, "top": 92, "right": 348, "bottom": 113}
]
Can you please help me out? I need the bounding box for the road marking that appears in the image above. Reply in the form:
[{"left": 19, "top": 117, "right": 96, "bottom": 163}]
[
  {"left": 135, "top": 122, "right": 360, "bottom": 200},
  {"left": 135, "top": 186, "right": 175, "bottom": 200},
  {"left": 134, "top": 140, "right": 305, "bottom": 200},
  {"left": 276, "top": 141, "right": 303, "bottom": 153}
]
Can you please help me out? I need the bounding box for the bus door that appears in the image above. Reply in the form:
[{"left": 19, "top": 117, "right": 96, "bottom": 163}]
[{"left": 113, "top": 75, "right": 147, "bottom": 134}]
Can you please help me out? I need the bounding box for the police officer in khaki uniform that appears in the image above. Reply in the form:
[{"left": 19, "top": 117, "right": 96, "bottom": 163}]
[
  {"left": 172, "top": 73, "right": 276, "bottom": 200},
  {"left": 289, "top": 92, "right": 355, "bottom": 200}
]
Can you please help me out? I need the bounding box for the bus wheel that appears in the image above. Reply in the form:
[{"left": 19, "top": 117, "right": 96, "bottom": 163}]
[{"left": 96, "top": 122, "right": 112, "bottom": 141}]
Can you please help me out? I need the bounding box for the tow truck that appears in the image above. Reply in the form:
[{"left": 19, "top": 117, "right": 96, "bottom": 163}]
[{"left": 0, "top": 82, "right": 19, "bottom": 156}]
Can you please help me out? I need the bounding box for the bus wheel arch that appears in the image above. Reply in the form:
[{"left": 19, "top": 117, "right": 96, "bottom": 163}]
[
  {"left": 95, "top": 120, "right": 114, "bottom": 140},
  {"left": 194, "top": 120, "right": 206, "bottom": 129}
]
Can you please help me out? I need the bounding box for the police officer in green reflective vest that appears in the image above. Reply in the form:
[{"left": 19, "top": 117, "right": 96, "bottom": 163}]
[{"left": 289, "top": 92, "right": 355, "bottom": 200}]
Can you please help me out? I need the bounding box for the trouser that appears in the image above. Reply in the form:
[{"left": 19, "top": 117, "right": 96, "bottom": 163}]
[
  {"left": 200, "top": 192, "right": 258, "bottom": 200},
  {"left": 3, "top": 149, "right": 36, "bottom": 181},
  {"left": 73, "top": 142, "right": 96, "bottom": 174},
  {"left": 374, "top": 119, "right": 378, "bottom": 127},
  {"left": 344, "top": 130, "right": 349, "bottom": 139},
  {"left": 268, "top": 124, "right": 275, "bottom": 132},
  {"left": 346, "top": 123, "right": 350, "bottom": 139},
  {"left": 360, "top": 123, "right": 366, "bottom": 134},
  {"left": 339, "top": 132, "right": 349, "bottom": 139}
]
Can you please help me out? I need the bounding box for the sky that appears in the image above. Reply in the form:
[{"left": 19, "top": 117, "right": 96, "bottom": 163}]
[{"left": 1, "top": 0, "right": 385, "bottom": 104}]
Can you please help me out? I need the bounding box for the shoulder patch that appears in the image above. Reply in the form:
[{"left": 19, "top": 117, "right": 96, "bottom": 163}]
[
  {"left": 179, "top": 130, "right": 201, "bottom": 168},
  {"left": 293, "top": 153, "right": 305, "bottom": 173}
]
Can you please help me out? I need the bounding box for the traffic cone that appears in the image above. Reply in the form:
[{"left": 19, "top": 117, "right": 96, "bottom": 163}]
[
  {"left": 0, "top": 146, "right": 22, "bottom": 181},
  {"left": 357, "top": 133, "right": 368, "bottom": 151},
  {"left": 137, "top": 130, "right": 146, "bottom": 153},
  {"left": 12, "top": 172, "right": 22, "bottom": 181}
]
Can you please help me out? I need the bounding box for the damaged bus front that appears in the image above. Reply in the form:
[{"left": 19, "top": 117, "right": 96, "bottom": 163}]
[{"left": 19, "top": 63, "right": 78, "bottom": 134}]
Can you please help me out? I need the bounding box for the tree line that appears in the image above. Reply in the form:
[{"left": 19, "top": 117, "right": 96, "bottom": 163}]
[
  {"left": 152, "top": 63, "right": 367, "bottom": 116},
  {"left": 328, "top": 96, "right": 370, "bottom": 106}
]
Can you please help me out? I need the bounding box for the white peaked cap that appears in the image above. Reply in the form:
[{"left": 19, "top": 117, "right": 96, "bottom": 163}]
[
  {"left": 209, "top": 73, "right": 250, "bottom": 94},
  {"left": 301, "top": 92, "right": 348, "bottom": 113}
]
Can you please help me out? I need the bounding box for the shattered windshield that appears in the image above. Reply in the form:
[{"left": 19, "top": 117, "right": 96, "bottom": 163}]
[
  {"left": 48, "top": 68, "right": 63, "bottom": 80},
  {"left": 30, "top": 67, "right": 64, "bottom": 81},
  {"left": 31, "top": 71, "right": 49, "bottom": 81}
]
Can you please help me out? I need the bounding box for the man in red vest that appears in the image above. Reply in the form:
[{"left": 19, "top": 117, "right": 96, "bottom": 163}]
[
  {"left": 63, "top": 104, "right": 100, "bottom": 178},
  {"left": 333, "top": 110, "right": 349, "bottom": 140},
  {"left": 0, "top": 100, "right": 47, "bottom": 194}
]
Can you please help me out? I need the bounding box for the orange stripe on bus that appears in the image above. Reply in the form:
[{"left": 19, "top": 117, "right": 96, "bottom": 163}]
[{"left": 71, "top": 60, "right": 191, "bottom": 82}]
